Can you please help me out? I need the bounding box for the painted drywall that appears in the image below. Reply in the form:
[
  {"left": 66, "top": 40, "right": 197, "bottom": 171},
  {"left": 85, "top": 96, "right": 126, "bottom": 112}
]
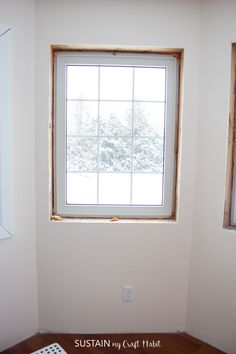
[
  {"left": 35, "top": 0, "right": 199, "bottom": 333},
  {"left": 0, "top": 0, "right": 38, "bottom": 351},
  {"left": 1, "top": 0, "right": 235, "bottom": 352},
  {"left": 186, "top": 1, "right": 236, "bottom": 353}
]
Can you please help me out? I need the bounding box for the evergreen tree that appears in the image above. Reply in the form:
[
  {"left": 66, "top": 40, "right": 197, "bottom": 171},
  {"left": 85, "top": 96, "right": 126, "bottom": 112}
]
[{"left": 67, "top": 101, "right": 164, "bottom": 173}]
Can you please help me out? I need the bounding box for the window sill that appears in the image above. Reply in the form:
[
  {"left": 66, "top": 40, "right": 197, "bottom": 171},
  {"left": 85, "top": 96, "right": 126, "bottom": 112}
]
[{"left": 50, "top": 215, "right": 177, "bottom": 224}]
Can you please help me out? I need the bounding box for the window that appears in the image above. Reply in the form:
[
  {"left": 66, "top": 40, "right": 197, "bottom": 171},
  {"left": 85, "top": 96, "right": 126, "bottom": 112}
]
[
  {"left": 52, "top": 47, "right": 181, "bottom": 219},
  {"left": 0, "top": 25, "right": 14, "bottom": 238}
]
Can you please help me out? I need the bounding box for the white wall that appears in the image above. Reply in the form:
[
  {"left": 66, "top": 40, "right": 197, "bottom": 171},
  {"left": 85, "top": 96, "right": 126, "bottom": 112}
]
[
  {"left": 35, "top": 0, "right": 199, "bottom": 334},
  {"left": 1, "top": 0, "right": 235, "bottom": 352},
  {"left": 186, "top": 1, "right": 236, "bottom": 353},
  {"left": 0, "top": 0, "right": 38, "bottom": 351}
]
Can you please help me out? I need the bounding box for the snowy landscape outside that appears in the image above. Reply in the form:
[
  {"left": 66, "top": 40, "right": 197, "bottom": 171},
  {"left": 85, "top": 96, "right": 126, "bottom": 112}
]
[{"left": 66, "top": 65, "right": 166, "bottom": 206}]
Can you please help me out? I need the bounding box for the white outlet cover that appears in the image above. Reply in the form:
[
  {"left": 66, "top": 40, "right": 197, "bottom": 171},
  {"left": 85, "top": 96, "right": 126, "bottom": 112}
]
[
  {"left": 123, "top": 285, "right": 134, "bottom": 301},
  {"left": 31, "top": 343, "right": 67, "bottom": 354}
]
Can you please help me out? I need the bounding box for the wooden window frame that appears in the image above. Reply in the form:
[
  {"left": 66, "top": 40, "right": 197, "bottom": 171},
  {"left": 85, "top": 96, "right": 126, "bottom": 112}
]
[
  {"left": 224, "top": 43, "right": 236, "bottom": 228},
  {"left": 0, "top": 25, "right": 14, "bottom": 238},
  {"left": 50, "top": 45, "right": 183, "bottom": 221}
]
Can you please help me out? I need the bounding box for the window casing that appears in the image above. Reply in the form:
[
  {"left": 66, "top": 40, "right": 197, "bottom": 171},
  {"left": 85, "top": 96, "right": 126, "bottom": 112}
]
[
  {"left": 224, "top": 43, "right": 236, "bottom": 227},
  {"left": 52, "top": 47, "right": 180, "bottom": 219},
  {"left": 0, "top": 25, "right": 14, "bottom": 238}
]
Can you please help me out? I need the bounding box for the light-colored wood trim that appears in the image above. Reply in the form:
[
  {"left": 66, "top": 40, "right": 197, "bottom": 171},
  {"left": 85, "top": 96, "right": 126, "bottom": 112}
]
[
  {"left": 50, "top": 45, "right": 183, "bottom": 221},
  {"left": 224, "top": 43, "right": 236, "bottom": 228},
  {"left": 49, "top": 46, "right": 55, "bottom": 217},
  {"left": 51, "top": 44, "right": 182, "bottom": 58},
  {"left": 172, "top": 50, "right": 184, "bottom": 221}
]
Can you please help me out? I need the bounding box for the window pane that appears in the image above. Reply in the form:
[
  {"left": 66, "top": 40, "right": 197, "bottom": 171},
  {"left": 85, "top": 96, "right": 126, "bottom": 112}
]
[
  {"left": 100, "top": 101, "right": 132, "bottom": 136},
  {"left": 67, "top": 66, "right": 98, "bottom": 99},
  {"left": 99, "top": 173, "right": 130, "bottom": 204},
  {"left": 133, "top": 137, "right": 164, "bottom": 172},
  {"left": 67, "top": 137, "right": 97, "bottom": 172},
  {"left": 67, "top": 173, "right": 97, "bottom": 204},
  {"left": 132, "top": 173, "right": 163, "bottom": 205},
  {"left": 99, "top": 137, "right": 131, "bottom": 172},
  {"left": 133, "top": 102, "right": 165, "bottom": 137},
  {"left": 100, "top": 67, "right": 133, "bottom": 100},
  {"left": 134, "top": 67, "right": 166, "bottom": 101},
  {"left": 67, "top": 101, "right": 98, "bottom": 136}
]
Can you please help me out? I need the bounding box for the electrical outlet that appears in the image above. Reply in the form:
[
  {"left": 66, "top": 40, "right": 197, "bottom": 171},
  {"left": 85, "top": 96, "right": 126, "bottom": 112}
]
[{"left": 123, "top": 286, "right": 134, "bottom": 302}]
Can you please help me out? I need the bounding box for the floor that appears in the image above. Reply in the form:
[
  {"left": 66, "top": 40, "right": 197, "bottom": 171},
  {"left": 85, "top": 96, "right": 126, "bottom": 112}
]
[{"left": 2, "top": 333, "right": 226, "bottom": 354}]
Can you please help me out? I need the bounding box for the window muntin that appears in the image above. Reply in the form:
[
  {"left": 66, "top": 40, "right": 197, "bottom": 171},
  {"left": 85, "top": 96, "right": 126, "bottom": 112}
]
[
  {"left": 53, "top": 50, "right": 179, "bottom": 218},
  {"left": 66, "top": 65, "right": 165, "bottom": 205}
]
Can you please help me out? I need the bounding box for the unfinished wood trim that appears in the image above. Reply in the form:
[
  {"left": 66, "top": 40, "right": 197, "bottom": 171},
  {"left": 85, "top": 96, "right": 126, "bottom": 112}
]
[
  {"left": 50, "top": 45, "right": 183, "bottom": 221},
  {"left": 51, "top": 44, "right": 182, "bottom": 58},
  {"left": 224, "top": 43, "right": 236, "bottom": 228},
  {"left": 49, "top": 46, "right": 56, "bottom": 217},
  {"left": 172, "top": 50, "right": 184, "bottom": 221}
]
